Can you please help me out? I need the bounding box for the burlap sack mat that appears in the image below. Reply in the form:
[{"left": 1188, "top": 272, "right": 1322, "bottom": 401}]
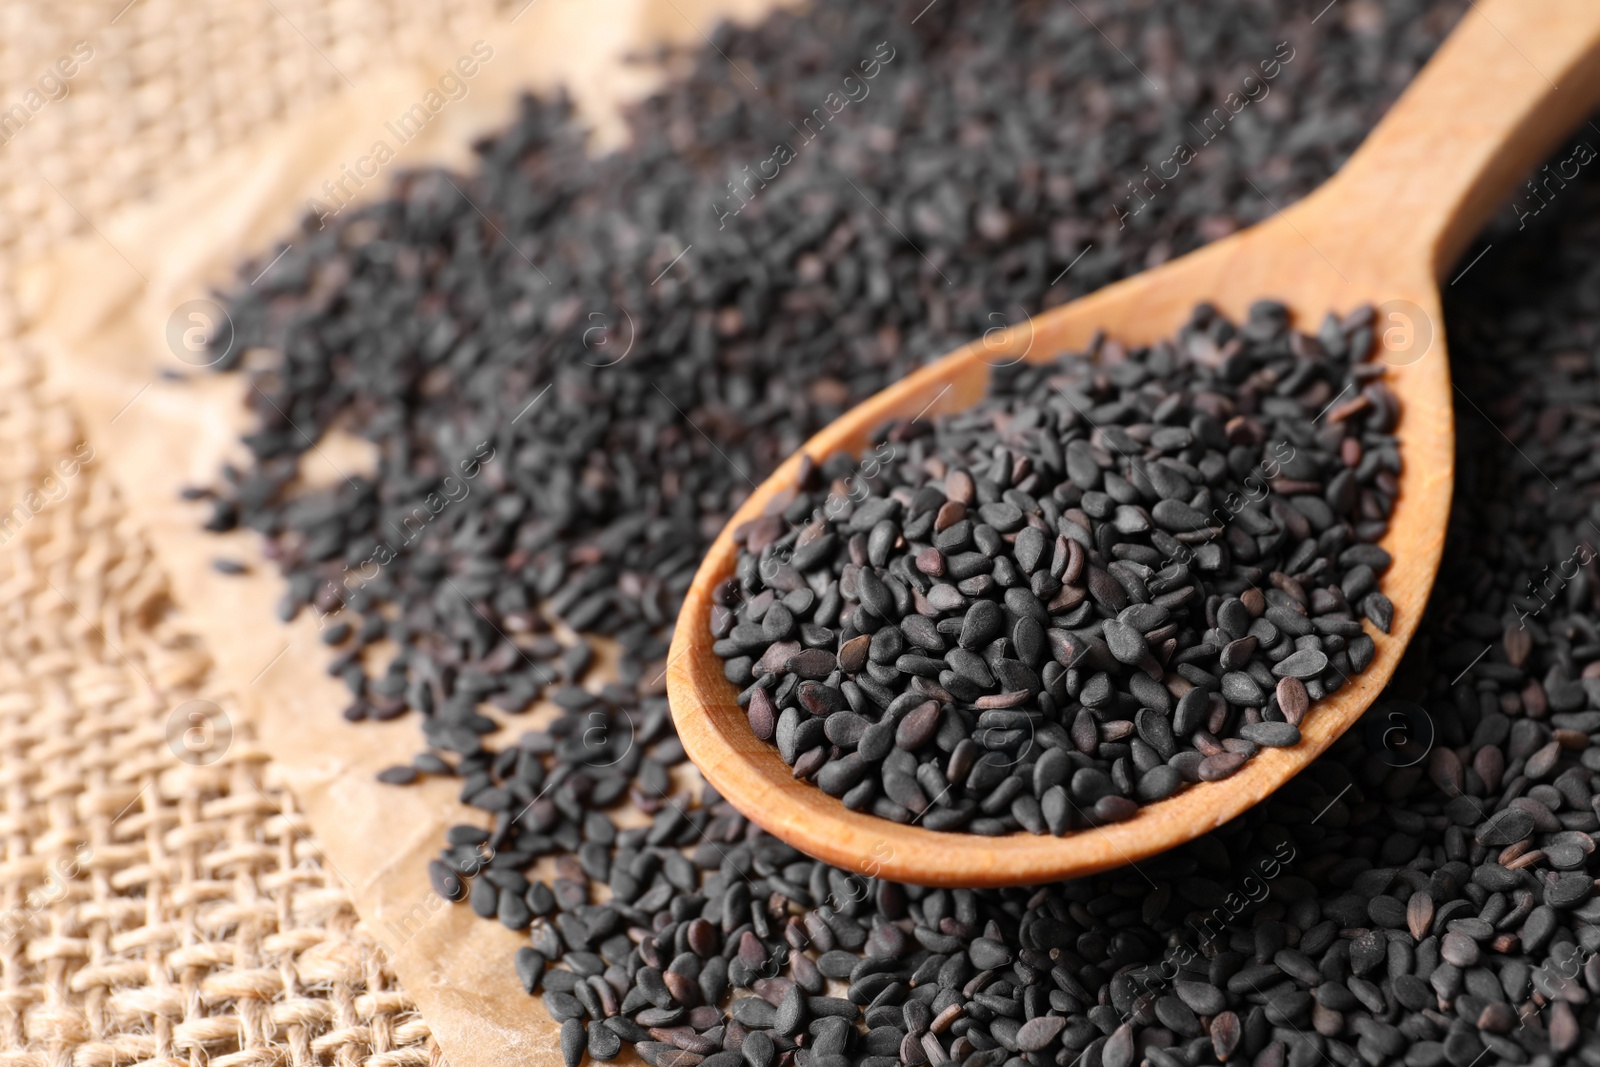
[
  {"left": 0, "top": 341, "right": 447, "bottom": 1067},
  {"left": 18, "top": 0, "right": 786, "bottom": 1063},
  {"left": 0, "top": 0, "right": 557, "bottom": 1062}
]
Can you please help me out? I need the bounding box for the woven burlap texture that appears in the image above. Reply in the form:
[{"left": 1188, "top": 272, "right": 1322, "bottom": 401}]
[
  {"left": 0, "top": 0, "right": 511, "bottom": 277},
  {"left": 0, "top": 348, "right": 441, "bottom": 1067},
  {"left": 0, "top": 0, "right": 517, "bottom": 1061}
]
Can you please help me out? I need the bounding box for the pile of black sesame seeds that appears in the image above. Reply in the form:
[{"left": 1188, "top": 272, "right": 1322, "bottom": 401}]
[
  {"left": 190, "top": 1, "right": 1600, "bottom": 1064},
  {"left": 710, "top": 299, "right": 1399, "bottom": 833}
]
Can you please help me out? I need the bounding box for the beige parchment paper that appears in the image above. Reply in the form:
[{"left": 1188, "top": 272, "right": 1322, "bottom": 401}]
[{"left": 18, "top": 1, "right": 787, "bottom": 1062}]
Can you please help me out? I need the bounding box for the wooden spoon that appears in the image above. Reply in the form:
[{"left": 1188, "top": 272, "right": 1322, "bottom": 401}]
[{"left": 668, "top": 0, "right": 1600, "bottom": 888}]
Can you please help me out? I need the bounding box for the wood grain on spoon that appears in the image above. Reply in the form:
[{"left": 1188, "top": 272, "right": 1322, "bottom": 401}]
[{"left": 669, "top": 0, "right": 1600, "bottom": 887}]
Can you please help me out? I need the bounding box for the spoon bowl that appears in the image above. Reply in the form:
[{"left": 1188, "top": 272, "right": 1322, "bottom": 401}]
[{"left": 669, "top": 0, "right": 1600, "bottom": 887}]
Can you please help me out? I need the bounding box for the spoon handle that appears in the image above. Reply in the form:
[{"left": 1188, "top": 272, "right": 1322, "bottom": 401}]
[{"left": 1300, "top": 0, "right": 1600, "bottom": 283}]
